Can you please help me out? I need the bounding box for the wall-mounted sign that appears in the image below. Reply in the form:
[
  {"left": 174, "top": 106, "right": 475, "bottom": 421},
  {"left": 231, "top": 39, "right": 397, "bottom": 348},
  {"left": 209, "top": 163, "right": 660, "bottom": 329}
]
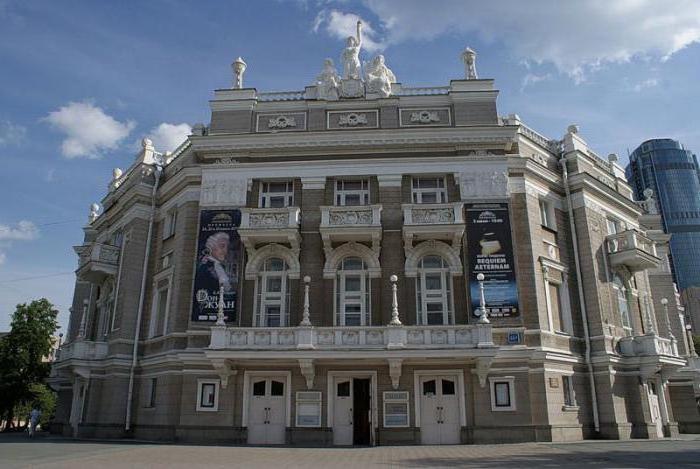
[
  {"left": 466, "top": 203, "right": 519, "bottom": 318},
  {"left": 192, "top": 209, "right": 241, "bottom": 322}
]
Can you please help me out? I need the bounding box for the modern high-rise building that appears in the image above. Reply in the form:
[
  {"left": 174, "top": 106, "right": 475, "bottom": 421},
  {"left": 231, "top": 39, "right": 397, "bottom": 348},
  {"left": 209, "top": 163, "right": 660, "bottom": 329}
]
[
  {"left": 626, "top": 139, "right": 700, "bottom": 290},
  {"left": 626, "top": 139, "right": 700, "bottom": 327},
  {"left": 49, "top": 42, "right": 700, "bottom": 445}
]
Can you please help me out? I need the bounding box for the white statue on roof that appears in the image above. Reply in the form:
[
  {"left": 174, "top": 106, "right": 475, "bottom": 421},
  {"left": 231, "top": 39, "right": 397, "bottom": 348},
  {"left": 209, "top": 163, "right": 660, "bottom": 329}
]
[
  {"left": 316, "top": 58, "right": 341, "bottom": 100},
  {"left": 364, "top": 54, "right": 396, "bottom": 98},
  {"left": 341, "top": 20, "right": 363, "bottom": 79}
]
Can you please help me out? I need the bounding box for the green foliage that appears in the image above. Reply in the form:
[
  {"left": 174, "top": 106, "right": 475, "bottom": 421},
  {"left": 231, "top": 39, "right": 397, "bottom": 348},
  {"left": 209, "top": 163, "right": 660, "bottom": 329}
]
[
  {"left": 0, "top": 299, "right": 59, "bottom": 430},
  {"left": 693, "top": 335, "right": 700, "bottom": 354},
  {"left": 13, "top": 383, "right": 57, "bottom": 427}
]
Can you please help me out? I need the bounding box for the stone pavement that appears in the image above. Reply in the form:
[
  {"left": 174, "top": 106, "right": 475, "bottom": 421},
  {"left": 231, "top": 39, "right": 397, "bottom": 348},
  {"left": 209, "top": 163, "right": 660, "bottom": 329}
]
[{"left": 1, "top": 433, "right": 700, "bottom": 468}]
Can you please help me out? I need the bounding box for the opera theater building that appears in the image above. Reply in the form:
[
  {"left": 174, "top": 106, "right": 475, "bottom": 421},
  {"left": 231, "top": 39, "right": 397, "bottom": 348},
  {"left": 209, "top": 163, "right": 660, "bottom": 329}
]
[{"left": 50, "top": 42, "right": 700, "bottom": 445}]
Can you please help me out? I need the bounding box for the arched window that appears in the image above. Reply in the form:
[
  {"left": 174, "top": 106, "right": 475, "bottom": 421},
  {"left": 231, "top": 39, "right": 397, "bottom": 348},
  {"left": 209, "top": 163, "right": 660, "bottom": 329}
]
[
  {"left": 255, "top": 257, "right": 290, "bottom": 327},
  {"left": 335, "top": 257, "right": 370, "bottom": 326},
  {"left": 416, "top": 255, "right": 453, "bottom": 325},
  {"left": 613, "top": 274, "right": 632, "bottom": 332}
]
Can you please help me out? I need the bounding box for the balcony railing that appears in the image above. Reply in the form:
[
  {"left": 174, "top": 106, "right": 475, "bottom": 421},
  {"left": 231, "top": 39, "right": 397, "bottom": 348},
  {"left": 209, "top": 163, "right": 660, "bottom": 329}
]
[
  {"left": 74, "top": 242, "right": 120, "bottom": 282},
  {"left": 320, "top": 205, "right": 382, "bottom": 228},
  {"left": 240, "top": 206, "right": 300, "bottom": 230},
  {"left": 606, "top": 229, "right": 660, "bottom": 272},
  {"left": 56, "top": 340, "right": 108, "bottom": 362},
  {"left": 210, "top": 324, "right": 494, "bottom": 351},
  {"left": 619, "top": 333, "right": 678, "bottom": 358},
  {"left": 403, "top": 202, "right": 464, "bottom": 226}
]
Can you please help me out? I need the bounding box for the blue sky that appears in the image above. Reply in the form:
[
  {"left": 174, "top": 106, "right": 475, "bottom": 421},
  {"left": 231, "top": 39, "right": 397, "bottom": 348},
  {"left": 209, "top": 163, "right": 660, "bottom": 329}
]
[{"left": 1, "top": 0, "right": 699, "bottom": 332}]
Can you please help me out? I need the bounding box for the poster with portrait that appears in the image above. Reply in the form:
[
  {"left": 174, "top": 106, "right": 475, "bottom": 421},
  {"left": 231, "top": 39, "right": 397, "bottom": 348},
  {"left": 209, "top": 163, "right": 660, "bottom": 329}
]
[
  {"left": 466, "top": 203, "right": 519, "bottom": 318},
  {"left": 191, "top": 209, "right": 241, "bottom": 322}
]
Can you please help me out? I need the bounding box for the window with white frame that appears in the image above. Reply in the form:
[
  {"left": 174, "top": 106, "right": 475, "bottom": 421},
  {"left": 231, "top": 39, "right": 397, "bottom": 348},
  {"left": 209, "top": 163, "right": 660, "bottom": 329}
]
[
  {"left": 549, "top": 282, "right": 564, "bottom": 332},
  {"left": 196, "top": 379, "right": 219, "bottom": 411},
  {"left": 145, "top": 377, "right": 157, "bottom": 408},
  {"left": 163, "top": 208, "right": 177, "bottom": 239},
  {"left": 542, "top": 262, "right": 573, "bottom": 335},
  {"left": 148, "top": 278, "right": 170, "bottom": 338},
  {"left": 295, "top": 391, "right": 321, "bottom": 427},
  {"left": 416, "top": 255, "right": 453, "bottom": 325},
  {"left": 260, "top": 181, "right": 294, "bottom": 208},
  {"left": 383, "top": 391, "right": 409, "bottom": 427},
  {"left": 539, "top": 199, "right": 555, "bottom": 230},
  {"left": 335, "top": 257, "right": 371, "bottom": 326},
  {"left": 490, "top": 376, "right": 516, "bottom": 411},
  {"left": 562, "top": 375, "right": 577, "bottom": 408},
  {"left": 255, "top": 257, "right": 290, "bottom": 327},
  {"left": 613, "top": 274, "right": 632, "bottom": 332},
  {"left": 606, "top": 217, "right": 622, "bottom": 235},
  {"left": 411, "top": 176, "right": 446, "bottom": 204},
  {"left": 335, "top": 179, "right": 370, "bottom": 206}
]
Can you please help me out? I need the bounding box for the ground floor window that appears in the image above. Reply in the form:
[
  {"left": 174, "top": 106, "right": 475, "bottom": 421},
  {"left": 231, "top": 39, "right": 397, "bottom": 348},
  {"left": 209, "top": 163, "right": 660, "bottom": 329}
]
[
  {"left": 296, "top": 391, "right": 321, "bottom": 427},
  {"left": 489, "top": 376, "right": 516, "bottom": 411},
  {"left": 562, "top": 375, "right": 577, "bottom": 408},
  {"left": 383, "top": 391, "right": 410, "bottom": 427},
  {"left": 196, "top": 379, "right": 220, "bottom": 412}
]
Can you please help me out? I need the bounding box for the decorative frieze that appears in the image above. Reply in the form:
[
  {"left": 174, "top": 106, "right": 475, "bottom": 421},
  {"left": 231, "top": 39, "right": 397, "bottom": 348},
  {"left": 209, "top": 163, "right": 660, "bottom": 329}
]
[
  {"left": 255, "top": 112, "right": 307, "bottom": 132},
  {"left": 200, "top": 172, "right": 249, "bottom": 207},
  {"left": 459, "top": 170, "right": 509, "bottom": 199},
  {"left": 327, "top": 110, "right": 378, "bottom": 130},
  {"left": 399, "top": 107, "right": 451, "bottom": 127}
]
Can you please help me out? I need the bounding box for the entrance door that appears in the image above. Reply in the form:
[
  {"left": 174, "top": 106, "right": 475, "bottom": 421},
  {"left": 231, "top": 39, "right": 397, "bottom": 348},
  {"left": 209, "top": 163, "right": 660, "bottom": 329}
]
[
  {"left": 333, "top": 377, "right": 372, "bottom": 445},
  {"left": 648, "top": 381, "right": 664, "bottom": 438},
  {"left": 248, "top": 377, "right": 287, "bottom": 445},
  {"left": 420, "top": 375, "right": 460, "bottom": 445}
]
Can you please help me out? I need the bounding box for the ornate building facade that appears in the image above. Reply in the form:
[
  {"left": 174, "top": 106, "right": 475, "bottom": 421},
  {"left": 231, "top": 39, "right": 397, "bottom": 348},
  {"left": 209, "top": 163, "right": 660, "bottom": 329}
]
[{"left": 50, "top": 42, "right": 700, "bottom": 445}]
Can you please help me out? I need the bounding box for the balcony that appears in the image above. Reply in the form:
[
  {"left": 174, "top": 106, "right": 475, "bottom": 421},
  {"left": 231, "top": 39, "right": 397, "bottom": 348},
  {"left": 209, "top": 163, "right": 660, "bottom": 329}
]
[
  {"left": 210, "top": 324, "right": 494, "bottom": 352},
  {"left": 606, "top": 229, "right": 661, "bottom": 272},
  {"left": 619, "top": 334, "right": 679, "bottom": 358},
  {"left": 402, "top": 202, "right": 465, "bottom": 249},
  {"left": 319, "top": 205, "right": 383, "bottom": 252},
  {"left": 238, "top": 206, "right": 301, "bottom": 251},
  {"left": 56, "top": 340, "right": 108, "bottom": 362},
  {"left": 74, "top": 242, "right": 120, "bottom": 282}
]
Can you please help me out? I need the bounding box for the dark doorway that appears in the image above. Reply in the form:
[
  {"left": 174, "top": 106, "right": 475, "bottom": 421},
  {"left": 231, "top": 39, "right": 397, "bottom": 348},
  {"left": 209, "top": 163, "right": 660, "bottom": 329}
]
[{"left": 353, "top": 378, "right": 371, "bottom": 445}]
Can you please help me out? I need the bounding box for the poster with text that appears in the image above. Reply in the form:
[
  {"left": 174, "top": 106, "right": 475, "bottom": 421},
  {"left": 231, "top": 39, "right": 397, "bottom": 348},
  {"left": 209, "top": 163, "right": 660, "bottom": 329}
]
[
  {"left": 191, "top": 209, "right": 241, "bottom": 322},
  {"left": 466, "top": 203, "right": 519, "bottom": 318}
]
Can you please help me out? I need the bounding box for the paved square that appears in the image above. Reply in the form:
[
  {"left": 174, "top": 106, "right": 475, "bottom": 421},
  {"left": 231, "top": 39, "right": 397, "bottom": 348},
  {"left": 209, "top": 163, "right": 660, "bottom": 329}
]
[{"left": 1, "top": 434, "right": 700, "bottom": 468}]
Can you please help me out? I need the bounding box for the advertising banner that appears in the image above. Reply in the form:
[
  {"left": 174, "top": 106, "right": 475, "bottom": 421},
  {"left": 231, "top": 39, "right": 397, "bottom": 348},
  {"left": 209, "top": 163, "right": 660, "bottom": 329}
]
[
  {"left": 466, "top": 203, "right": 519, "bottom": 318},
  {"left": 191, "top": 209, "right": 241, "bottom": 322}
]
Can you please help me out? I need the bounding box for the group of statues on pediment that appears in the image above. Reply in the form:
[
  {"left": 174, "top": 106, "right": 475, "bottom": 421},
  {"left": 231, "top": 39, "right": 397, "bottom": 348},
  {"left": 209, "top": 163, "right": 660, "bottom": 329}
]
[{"left": 315, "top": 21, "right": 397, "bottom": 100}]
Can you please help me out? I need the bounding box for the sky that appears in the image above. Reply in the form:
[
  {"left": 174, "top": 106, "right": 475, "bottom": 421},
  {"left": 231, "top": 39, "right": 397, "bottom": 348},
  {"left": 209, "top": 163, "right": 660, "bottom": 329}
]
[{"left": 1, "top": 0, "right": 699, "bottom": 333}]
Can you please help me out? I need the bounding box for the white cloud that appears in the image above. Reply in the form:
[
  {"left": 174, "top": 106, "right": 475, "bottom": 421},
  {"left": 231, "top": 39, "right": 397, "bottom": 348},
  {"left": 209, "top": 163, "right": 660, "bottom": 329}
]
[
  {"left": 0, "top": 120, "right": 26, "bottom": 145},
  {"left": 313, "top": 9, "right": 384, "bottom": 53},
  {"left": 521, "top": 73, "right": 551, "bottom": 91},
  {"left": 632, "top": 78, "right": 660, "bottom": 92},
  {"left": 0, "top": 220, "right": 39, "bottom": 265},
  {"left": 147, "top": 122, "right": 191, "bottom": 152},
  {"left": 44, "top": 100, "right": 135, "bottom": 159},
  {"left": 330, "top": 0, "right": 700, "bottom": 81}
]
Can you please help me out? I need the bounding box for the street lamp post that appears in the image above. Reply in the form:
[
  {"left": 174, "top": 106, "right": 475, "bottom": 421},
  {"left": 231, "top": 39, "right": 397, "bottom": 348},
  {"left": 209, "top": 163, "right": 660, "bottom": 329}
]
[{"left": 477, "top": 273, "right": 489, "bottom": 324}]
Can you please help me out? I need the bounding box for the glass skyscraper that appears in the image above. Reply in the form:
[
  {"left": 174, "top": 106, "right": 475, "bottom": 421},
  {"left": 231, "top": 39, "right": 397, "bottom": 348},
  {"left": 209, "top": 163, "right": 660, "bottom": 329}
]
[{"left": 626, "top": 138, "right": 700, "bottom": 290}]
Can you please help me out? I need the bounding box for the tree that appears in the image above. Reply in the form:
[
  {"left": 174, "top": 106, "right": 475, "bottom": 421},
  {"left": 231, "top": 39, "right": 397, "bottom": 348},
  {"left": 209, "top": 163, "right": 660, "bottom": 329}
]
[{"left": 0, "top": 299, "right": 59, "bottom": 431}]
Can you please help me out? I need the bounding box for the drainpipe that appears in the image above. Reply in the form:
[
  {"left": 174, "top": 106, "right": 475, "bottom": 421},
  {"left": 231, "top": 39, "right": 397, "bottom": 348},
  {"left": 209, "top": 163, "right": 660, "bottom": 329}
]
[
  {"left": 125, "top": 164, "right": 162, "bottom": 432},
  {"left": 560, "top": 156, "right": 601, "bottom": 434}
]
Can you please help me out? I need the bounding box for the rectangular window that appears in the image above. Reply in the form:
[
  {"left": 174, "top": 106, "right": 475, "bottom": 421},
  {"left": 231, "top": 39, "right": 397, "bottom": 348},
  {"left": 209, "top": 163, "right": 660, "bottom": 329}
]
[
  {"left": 196, "top": 380, "right": 219, "bottom": 411},
  {"left": 539, "top": 199, "right": 555, "bottom": 230},
  {"left": 161, "top": 252, "right": 173, "bottom": 269},
  {"left": 549, "top": 283, "right": 563, "bottom": 332},
  {"left": 606, "top": 217, "right": 621, "bottom": 235},
  {"left": 335, "top": 179, "right": 370, "bottom": 206},
  {"left": 383, "top": 391, "right": 410, "bottom": 427},
  {"left": 149, "top": 280, "right": 169, "bottom": 338},
  {"left": 260, "top": 181, "right": 294, "bottom": 208},
  {"left": 163, "top": 208, "right": 177, "bottom": 239},
  {"left": 490, "top": 377, "right": 516, "bottom": 411},
  {"left": 562, "top": 376, "right": 576, "bottom": 408},
  {"left": 296, "top": 391, "right": 321, "bottom": 427},
  {"left": 146, "top": 377, "right": 157, "bottom": 408},
  {"left": 411, "top": 176, "right": 446, "bottom": 204}
]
